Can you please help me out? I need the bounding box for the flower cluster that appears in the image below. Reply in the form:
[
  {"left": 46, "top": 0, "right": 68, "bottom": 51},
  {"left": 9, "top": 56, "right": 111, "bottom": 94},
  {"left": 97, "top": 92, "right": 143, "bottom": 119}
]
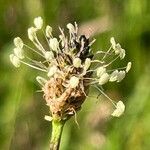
[{"left": 10, "top": 16, "right": 131, "bottom": 120}]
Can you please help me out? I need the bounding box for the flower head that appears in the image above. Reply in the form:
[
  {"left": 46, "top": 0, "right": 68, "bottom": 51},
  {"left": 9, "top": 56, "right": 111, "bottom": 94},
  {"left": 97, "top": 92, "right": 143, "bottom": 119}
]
[{"left": 10, "top": 17, "right": 131, "bottom": 120}]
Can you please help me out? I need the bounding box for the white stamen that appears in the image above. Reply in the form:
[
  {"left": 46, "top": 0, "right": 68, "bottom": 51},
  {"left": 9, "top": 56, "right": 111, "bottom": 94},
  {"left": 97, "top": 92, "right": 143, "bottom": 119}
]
[
  {"left": 44, "top": 115, "right": 53, "bottom": 121},
  {"left": 109, "top": 70, "right": 119, "bottom": 82},
  {"left": 84, "top": 58, "right": 91, "bottom": 70},
  {"left": 117, "top": 71, "right": 126, "bottom": 82},
  {"left": 46, "top": 25, "right": 52, "bottom": 38},
  {"left": 69, "top": 76, "right": 79, "bottom": 88},
  {"left": 14, "top": 37, "right": 24, "bottom": 49},
  {"left": 110, "top": 37, "right": 116, "bottom": 50},
  {"left": 9, "top": 54, "right": 20, "bottom": 67},
  {"left": 67, "top": 23, "right": 75, "bottom": 33},
  {"left": 73, "top": 58, "right": 81, "bottom": 68},
  {"left": 111, "top": 101, "right": 125, "bottom": 117},
  {"left": 28, "top": 27, "right": 37, "bottom": 41},
  {"left": 49, "top": 38, "right": 59, "bottom": 51},
  {"left": 119, "top": 48, "right": 126, "bottom": 59},
  {"left": 98, "top": 73, "right": 109, "bottom": 85},
  {"left": 34, "top": 16, "right": 43, "bottom": 29},
  {"left": 14, "top": 47, "right": 24, "bottom": 59},
  {"left": 47, "top": 65, "right": 58, "bottom": 77},
  {"left": 96, "top": 66, "right": 106, "bottom": 77},
  {"left": 126, "top": 62, "right": 132, "bottom": 72},
  {"left": 36, "top": 76, "right": 47, "bottom": 86},
  {"left": 44, "top": 51, "right": 54, "bottom": 61}
]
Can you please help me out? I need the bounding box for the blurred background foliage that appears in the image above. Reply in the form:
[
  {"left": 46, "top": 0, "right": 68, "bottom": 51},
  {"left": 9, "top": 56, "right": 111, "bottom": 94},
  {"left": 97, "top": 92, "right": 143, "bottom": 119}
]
[{"left": 0, "top": 0, "right": 150, "bottom": 150}]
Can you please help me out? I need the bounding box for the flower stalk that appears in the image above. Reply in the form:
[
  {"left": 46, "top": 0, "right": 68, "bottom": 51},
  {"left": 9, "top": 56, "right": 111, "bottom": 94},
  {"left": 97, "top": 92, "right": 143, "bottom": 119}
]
[{"left": 50, "top": 117, "right": 65, "bottom": 150}]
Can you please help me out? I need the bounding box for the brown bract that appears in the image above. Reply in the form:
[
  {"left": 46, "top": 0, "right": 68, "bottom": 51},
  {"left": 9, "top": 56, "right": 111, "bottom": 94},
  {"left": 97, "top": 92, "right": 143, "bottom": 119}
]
[{"left": 43, "top": 77, "right": 87, "bottom": 119}]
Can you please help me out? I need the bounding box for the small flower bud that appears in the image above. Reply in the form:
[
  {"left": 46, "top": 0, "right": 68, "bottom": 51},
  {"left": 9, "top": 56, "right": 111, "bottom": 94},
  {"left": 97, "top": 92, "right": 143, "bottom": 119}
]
[
  {"left": 14, "top": 47, "right": 24, "bottom": 59},
  {"left": 84, "top": 58, "right": 91, "bottom": 70},
  {"left": 117, "top": 71, "right": 126, "bottom": 82},
  {"left": 44, "top": 115, "right": 53, "bottom": 121},
  {"left": 111, "top": 101, "right": 125, "bottom": 117},
  {"left": 126, "top": 62, "right": 132, "bottom": 73},
  {"left": 96, "top": 66, "right": 106, "bottom": 77},
  {"left": 14, "top": 37, "right": 24, "bottom": 49},
  {"left": 44, "top": 51, "right": 54, "bottom": 61},
  {"left": 98, "top": 73, "right": 109, "bottom": 85},
  {"left": 66, "top": 23, "right": 75, "bottom": 33},
  {"left": 34, "top": 16, "right": 43, "bottom": 29},
  {"left": 69, "top": 76, "right": 79, "bottom": 88},
  {"left": 73, "top": 58, "right": 81, "bottom": 68},
  {"left": 49, "top": 38, "right": 59, "bottom": 51},
  {"left": 47, "top": 65, "right": 58, "bottom": 77},
  {"left": 36, "top": 76, "right": 47, "bottom": 86},
  {"left": 9, "top": 54, "right": 21, "bottom": 67},
  {"left": 46, "top": 25, "right": 52, "bottom": 38},
  {"left": 109, "top": 70, "right": 119, "bottom": 82},
  {"left": 28, "top": 27, "right": 37, "bottom": 41}
]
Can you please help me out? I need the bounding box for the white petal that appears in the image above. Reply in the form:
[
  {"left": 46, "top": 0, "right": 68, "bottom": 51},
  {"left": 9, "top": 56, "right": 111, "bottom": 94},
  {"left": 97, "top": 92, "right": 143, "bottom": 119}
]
[
  {"left": 111, "top": 101, "right": 125, "bottom": 117},
  {"left": 34, "top": 16, "right": 43, "bottom": 29},
  {"left": 98, "top": 73, "right": 109, "bottom": 85}
]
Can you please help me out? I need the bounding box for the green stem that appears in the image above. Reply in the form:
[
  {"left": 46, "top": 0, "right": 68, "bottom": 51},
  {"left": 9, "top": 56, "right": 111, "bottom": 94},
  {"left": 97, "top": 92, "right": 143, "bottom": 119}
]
[{"left": 50, "top": 119, "right": 65, "bottom": 150}]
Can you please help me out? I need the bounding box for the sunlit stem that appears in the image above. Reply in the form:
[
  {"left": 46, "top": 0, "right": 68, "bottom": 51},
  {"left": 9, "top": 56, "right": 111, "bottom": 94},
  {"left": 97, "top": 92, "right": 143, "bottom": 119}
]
[
  {"left": 20, "top": 60, "right": 47, "bottom": 72},
  {"left": 94, "top": 85, "right": 116, "bottom": 107},
  {"left": 42, "top": 29, "right": 51, "bottom": 50},
  {"left": 24, "top": 44, "right": 45, "bottom": 58},
  {"left": 91, "top": 60, "right": 105, "bottom": 63},
  {"left": 50, "top": 118, "right": 66, "bottom": 150},
  {"left": 101, "top": 46, "right": 112, "bottom": 61},
  {"left": 107, "top": 66, "right": 127, "bottom": 72},
  {"left": 104, "top": 55, "right": 120, "bottom": 67}
]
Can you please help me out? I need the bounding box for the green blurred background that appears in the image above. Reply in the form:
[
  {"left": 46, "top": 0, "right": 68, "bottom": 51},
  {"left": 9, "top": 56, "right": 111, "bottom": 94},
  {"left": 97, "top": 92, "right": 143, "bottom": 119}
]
[{"left": 0, "top": 0, "right": 150, "bottom": 150}]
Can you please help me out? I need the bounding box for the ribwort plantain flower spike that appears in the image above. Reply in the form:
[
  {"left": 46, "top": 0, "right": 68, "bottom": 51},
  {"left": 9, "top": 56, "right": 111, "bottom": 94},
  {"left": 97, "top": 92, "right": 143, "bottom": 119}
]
[{"left": 9, "top": 17, "right": 132, "bottom": 149}]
